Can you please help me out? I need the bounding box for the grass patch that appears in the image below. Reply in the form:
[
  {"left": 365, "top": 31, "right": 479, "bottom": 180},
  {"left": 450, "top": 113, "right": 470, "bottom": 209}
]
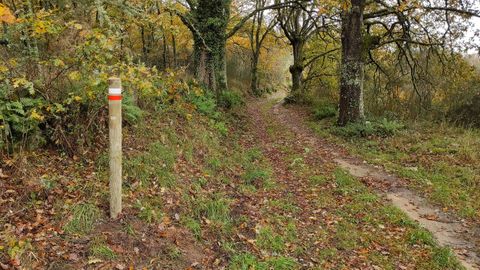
[
  {"left": 334, "top": 222, "right": 360, "bottom": 251},
  {"left": 228, "top": 253, "right": 298, "bottom": 270},
  {"left": 256, "top": 226, "right": 285, "bottom": 253},
  {"left": 90, "top": 243, "right": 116, "bottom": 260},
  {"left": 245, "top": 147, "right": 263, "bottom": 162},
  {"left": 182, "top": 217, "right": 202, "bottom": 240},
  {"left": 309, "top": 174, "right": 328, "bottom": 186},
  {"left": 242, "top": 168, "right": 271, "bottom": 187},
  {"left": 334, "top": 168, "right": 362, "bottom": 195},
  {"left": 125, "top": 141, "right": 176, "bottom": 188},
  {"left": 268, "top": 198, "right": 299, "bottom": 213},
  {"left": 428, "top": 247, "right": 464, "bottom": 269},
  {"left": 193, "top": 195, "right": 231, "bottom": 227},
  {"left": 134, "top": 198, "right": 164, "bottom": 224},
  {"left": 229, "top": 253, "right": 262, "bottom": 270},
  {"left": 380, "top": 205, "right": 416, "bottom": 227},
  {"left": 265, "top": 256, "right": 298, "bottom": 270},
  {"left": 408, "top": 228, "right": 436, "bottom": 246},
  {"left": 63, "top": 203, "right": 100, "bottom": 235}
]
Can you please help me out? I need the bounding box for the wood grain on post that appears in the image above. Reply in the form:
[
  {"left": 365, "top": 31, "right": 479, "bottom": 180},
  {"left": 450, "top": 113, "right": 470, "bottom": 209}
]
[{"left": 108, "top": 77, "right": 122, "bottom": 219}]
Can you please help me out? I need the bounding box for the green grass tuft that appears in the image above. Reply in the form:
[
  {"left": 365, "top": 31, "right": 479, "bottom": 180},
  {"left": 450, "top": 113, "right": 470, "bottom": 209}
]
[
  {"left": 90, "top": 243, "right": 116, "bottom": 260},
  {"left": 63, "top": 203, "right": 100, "bottom": 235},
  {"left": 408, "top": 228, "right": 436, "bottom": 246},
  {"left": 256, "top": 226, "right": 285, "bottom": 253}
]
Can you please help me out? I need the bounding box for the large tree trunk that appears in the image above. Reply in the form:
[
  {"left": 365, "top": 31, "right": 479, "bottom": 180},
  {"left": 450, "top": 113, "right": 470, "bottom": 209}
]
[
  {"left": 193, "top": 39, "right": 216, "bottom": 91},
  {"left": 250, "top": 52, "right": 260, "bottom": 95},
  {"left": 338, "top": 0, "right": 365, "bottom": 126},
  {"left": 183, "top": 0, "right": 227, "bottom": 95},
  {"left": 290, "top": 40, "right": 304, "bottom": 99},
  {"left": 214, "top": 42, "right": 228, "bottom": 93}
]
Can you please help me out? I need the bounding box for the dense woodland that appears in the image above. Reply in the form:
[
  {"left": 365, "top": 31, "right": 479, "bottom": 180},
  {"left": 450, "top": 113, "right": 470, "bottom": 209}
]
[
  {"left": 0, "top": 0, "right": 479, "bottom": 153},
  {"left": 1, "top": 0, "right": 480, "bottom": 269}
]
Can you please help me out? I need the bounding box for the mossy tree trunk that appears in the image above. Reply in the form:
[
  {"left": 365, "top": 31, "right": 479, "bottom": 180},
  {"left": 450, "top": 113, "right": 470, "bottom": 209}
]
[
  {"left": 191, "top": 0, "right": 230, "bottom": 95},
  {"left": 290, "top": 39, "right": 305, "bottom": 97},
  {"left": 193, "top": 37, "right": 216, "bottom": 91},
  {"left": 250, "top": 51, "right": 260, "bottom": 95},
  {"left": 176, "top": 0, "right": 284, "bottom": 95},
  {"left": 338, "top": 0, "right": 365, "bottom": 126}
]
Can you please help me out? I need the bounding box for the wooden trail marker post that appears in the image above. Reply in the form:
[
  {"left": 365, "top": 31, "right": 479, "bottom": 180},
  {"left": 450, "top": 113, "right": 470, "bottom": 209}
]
[{"left": 108, "top": 78, "right": 122, "bottom": 219}]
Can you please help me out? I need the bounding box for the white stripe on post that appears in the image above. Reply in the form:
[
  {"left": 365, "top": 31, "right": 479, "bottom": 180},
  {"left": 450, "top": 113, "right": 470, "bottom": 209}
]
[
  {"left": 109, "top": 87, "right": 122, "bottom": 95},
  {"left": 108, "top": 78, "right": 122, "bottom": 219}
]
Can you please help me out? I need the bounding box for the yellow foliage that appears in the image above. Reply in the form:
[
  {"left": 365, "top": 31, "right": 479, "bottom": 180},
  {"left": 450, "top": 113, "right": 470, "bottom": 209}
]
[
  {"left": 0, "top": 4, "right": 16, "bottom": 24},
  {"left": 12, "top": 78, "right": 29, "bottom": 89},
  {"left": 68, "top": 71, "right": 81, "bottom": 81},
  {"left": 53, "top": 59, "right": 65, "bottom": 67},
  {"left": 30, "top": 109, "right": 45, "bottom": 121}
]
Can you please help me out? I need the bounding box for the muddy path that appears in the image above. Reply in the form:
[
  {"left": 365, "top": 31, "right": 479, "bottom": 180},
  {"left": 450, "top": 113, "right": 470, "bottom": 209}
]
[{"left": 254, "top": 95, "right": 480, "bottom": 269}]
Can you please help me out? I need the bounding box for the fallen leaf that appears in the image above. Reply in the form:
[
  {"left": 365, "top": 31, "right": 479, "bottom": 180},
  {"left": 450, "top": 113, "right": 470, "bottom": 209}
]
[{"left": 88, "top": 258, "right": 103, "bottom": 264}]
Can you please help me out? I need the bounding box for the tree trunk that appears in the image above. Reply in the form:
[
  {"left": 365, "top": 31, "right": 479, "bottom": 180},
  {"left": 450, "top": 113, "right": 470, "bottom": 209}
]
[
  {"left": 141, "top": 26, "right": 147, "bottom": 61},
  {"left": 193, "top": 0, "right": 229, "bottom": 96},
  {"left": 289, "top": 40, "right": 305, "bottom": 98},
  {"left": 172, "top": 34, "right": 177, "bottom": 68},
  {"left": 193, "top": 39, "right": 216, "bottom": 91},
  {"left": 213, "top": 39, "right": 228, "bottom": 94},
  {"left": 162, "top": 32, "right": 169, "bottom": 69},
  {"left": 251, "top": 52, "right": 260, "bottom": 95},
  {"left": 221, "top": 52, "right": 228, "bottom": 91},
  {"left": 169, "top": 11, "right": 178, "bottom": 68},
  {"left": 338, "top": 0, "right": 365, "bottom": 126}
]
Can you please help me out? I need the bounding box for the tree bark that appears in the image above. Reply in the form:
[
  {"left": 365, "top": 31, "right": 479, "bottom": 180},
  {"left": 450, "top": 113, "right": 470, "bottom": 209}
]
[
  {"left": 169, "top": 11, "right": 178, "bottom": 68},
  {"left": 250, "top": 52, "right": 260, "bottom": 95},
  {"left": 162, "top": 32, "right": 169, "bottom": 69},
  {"left": 290, "top": 40, "right": 305, "bottom": 97},
  {"left": 172, "top": 33, "right": 177, "bottom": 68},
  {"left": 215, "top": 42, "right": 228, "bottom": 93},
  {"left": 193, "top": 38, "right": 216, "bottom": 91},
  {"left": 338, "top": 0, "right": 366, "bottom": 126}
]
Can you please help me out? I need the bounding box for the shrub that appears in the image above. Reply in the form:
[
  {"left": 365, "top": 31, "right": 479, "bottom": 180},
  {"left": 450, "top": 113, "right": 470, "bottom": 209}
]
[
  {"left": 376, "top": 118, "right": 405, "bottom": 136},
  {"left": 219, "top": 91, "right": 245, "bottom": 109},
  {"left": 123, "top": 95, "right": 143, "bottom": 126},
  {"left": 334, "top": 118, "right": 404, "bottom": 138},
  {"left": 187, "top": 90, "right": 220, "bottom": 119},
  {"left": 313, "top": 103, "right": 337, "bottom": 120},
  {"left": 0, "top": 96, "right": 46, "bottom": 152},
  {"left": 448, "top": 92, "right": 480, "bottom": 128},
  {"left": 213, "top": 121, "right": 229, "bottom": 136},
  {"left": 334, "top": 121, "right": 376, "bottom": 137}
]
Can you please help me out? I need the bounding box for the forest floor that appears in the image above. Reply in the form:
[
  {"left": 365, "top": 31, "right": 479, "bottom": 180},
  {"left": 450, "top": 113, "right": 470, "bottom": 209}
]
[{"left": 1, "top": 93, "right": 479, "bottom": 269}]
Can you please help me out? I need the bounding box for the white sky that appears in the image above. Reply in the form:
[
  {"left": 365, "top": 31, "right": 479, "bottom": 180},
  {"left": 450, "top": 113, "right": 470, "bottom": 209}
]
[{"left": 466, "top": 17, "right": 480, "bottom": 53}]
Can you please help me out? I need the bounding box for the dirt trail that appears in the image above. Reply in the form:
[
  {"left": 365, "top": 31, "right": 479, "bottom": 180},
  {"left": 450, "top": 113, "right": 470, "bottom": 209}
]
[{"left": 254, "top": 94, "right": 480, "bottom": 269}]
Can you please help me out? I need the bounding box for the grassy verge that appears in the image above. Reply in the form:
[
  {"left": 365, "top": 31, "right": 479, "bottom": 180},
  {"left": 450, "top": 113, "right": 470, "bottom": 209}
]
[{"left": 308, "top": 114, "right": 480, "bottom": 222}]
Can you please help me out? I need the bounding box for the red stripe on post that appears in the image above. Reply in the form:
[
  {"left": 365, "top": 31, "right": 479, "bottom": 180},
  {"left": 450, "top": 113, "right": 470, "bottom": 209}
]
[{"left": 108, "top": 95, "right": 122, "bottom": 101}]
